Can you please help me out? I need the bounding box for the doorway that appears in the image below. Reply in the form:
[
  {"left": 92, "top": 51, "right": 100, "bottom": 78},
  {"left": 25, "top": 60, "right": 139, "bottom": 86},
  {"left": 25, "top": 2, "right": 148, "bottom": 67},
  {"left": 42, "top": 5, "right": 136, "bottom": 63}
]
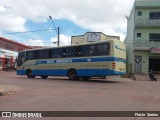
[
  {"left": 134, "top": 56, "right": 142, "bottom": 73},
  {"left": 149, "top": 57, "right": 160, "bottom": 73}
]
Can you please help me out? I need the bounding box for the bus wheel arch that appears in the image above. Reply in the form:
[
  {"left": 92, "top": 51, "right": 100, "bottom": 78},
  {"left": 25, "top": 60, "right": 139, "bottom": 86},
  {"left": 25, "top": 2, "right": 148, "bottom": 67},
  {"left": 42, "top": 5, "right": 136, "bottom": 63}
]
[
  {"left": 68, "top": 69, "right": 77, "bottom": 80},
  {"left": 26, "top": 69, "right": 35, "bottom": 78}
]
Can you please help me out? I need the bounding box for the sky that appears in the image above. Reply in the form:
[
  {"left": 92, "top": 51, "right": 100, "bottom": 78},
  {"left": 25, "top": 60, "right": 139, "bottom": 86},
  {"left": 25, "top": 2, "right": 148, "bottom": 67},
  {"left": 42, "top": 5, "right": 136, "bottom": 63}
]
[{"left": 0, "top": 0, "right": 135, "bottom": 47}]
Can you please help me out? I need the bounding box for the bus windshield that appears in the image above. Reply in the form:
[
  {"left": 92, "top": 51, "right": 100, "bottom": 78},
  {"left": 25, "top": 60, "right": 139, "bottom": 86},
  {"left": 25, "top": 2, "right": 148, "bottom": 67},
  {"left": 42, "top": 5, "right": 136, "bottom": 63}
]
[{"left": 17, "top": 51, "right": 25, "bottom": 67}]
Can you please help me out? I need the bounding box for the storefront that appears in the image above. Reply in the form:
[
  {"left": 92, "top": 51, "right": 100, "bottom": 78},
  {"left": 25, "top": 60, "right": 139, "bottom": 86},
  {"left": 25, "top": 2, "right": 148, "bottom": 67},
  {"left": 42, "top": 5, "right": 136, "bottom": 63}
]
[
  {"left": 0, "top": 50, "right": 15, "bottom": 70},
  {"left": 133, "top": 47, "right": 160, "bottom": 74},
  {"left": 149, "top": 48, "right": 160, "bottom": 73}
]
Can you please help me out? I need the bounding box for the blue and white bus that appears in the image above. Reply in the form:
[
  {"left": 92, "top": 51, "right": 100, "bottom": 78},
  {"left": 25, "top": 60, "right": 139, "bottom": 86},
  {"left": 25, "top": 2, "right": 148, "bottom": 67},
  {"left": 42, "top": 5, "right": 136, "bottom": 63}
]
[{"left": 17, "top": 40, "right": 126, "bottom": 80}]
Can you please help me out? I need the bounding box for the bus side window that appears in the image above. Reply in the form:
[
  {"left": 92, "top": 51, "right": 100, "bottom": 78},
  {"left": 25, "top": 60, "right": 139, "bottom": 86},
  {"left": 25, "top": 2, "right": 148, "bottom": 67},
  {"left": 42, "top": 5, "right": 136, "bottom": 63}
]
[
  {"left": 57, "top": 49, "right": 64, "bottom": 58},
  {"left": 50, "top": 48, "right": 63, "bottom": 58},
  {"left": 76, "top": 47, "right": 81, "bottom": 57},
  {"left": 26, "top": 51, "right": 36, "bottom": 60},
  {"left": 96, "top": 44, "right": 103, "bottom": 56},
  {"left": 49, "top": 49, "right": 51, "bottom": 58},
  {"left": 62, "top": 48, "right": 66, "bottom": 58},
  {"left": 37, "top": 50, "right": 50, "bottom": 59},
  {"left": 103, "top": 43, "right": 110, "bottom": 55},
  {"left": 89, "top": 45, "right": 95, "bottom": 56},
  {"left": 66, "top": 47, "right": 76, "bottom": 58},
  {"left": 81, "top": 45, "right": 90, "bottom": 57},
  {"left": 51, "top": 49, "right": 55, "bottom": 58}
]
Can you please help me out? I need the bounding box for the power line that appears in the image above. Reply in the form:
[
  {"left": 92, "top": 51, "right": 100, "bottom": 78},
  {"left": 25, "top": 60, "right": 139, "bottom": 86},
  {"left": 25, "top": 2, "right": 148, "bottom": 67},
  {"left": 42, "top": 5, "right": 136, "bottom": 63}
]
[{"left": 1, "top": 28, "right": 56, "bottom": 35}]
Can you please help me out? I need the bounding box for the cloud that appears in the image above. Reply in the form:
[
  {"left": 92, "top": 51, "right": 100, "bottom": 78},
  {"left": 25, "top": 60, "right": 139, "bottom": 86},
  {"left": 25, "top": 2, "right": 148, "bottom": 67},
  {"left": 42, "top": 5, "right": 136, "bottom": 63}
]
[
  {"left": 0, "top": 0, "right": 135, "bottom": 41},
  {"left": 0, "top": 5, "right": 6, "bottom": 12},
  {"left": 50, "top": 34, "right": 71, "bottom": 46},
  {"left": 25, "top": 39, "right": 44, "bottom": 46},
  {"left": 0, "top": 14, "right": 27, "bottom": 32},
  {"left": 0, "top": 31, "right": 2, "bottom": 36}
]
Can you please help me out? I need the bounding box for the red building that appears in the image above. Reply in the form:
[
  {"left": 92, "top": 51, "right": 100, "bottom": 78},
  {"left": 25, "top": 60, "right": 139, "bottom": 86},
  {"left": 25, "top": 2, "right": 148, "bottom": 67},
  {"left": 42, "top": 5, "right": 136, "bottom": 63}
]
[
  {"left": 0, "top": 50, "right": 15, "bottom": 70},
  {"left": 0, "top": 37, "right": 33, "bottom": 70}
]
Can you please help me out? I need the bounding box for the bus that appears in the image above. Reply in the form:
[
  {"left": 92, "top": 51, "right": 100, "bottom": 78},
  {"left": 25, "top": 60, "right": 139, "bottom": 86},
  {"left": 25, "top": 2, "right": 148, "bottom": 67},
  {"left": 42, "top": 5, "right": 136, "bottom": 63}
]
[{"left": 17, "top": 40, "right": 126, "bottom": 80}]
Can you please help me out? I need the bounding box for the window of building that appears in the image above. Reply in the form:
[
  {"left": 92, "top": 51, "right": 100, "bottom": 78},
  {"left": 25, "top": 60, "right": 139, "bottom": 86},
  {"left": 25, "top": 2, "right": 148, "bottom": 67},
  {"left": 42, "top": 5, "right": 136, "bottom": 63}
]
[
  {"left": 137, "top": 33, "right": 141, "bottom": 38},
  {"left": 137, "top": 11, "right": 142, "bottom": 16},
  {"left": 149, "top": 33, "right": 160, "bottom": 42},
  {"left": 150, "top": 12, "right": 160, "bottom": 19}
]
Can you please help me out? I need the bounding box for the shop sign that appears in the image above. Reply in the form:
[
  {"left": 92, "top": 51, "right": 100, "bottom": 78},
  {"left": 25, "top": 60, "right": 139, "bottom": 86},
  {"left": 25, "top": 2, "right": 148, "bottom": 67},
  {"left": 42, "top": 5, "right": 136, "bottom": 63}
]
[
  {"left": 151, "top": 48, "right": 160, "bottom": 53},
  {"left": 87, "top": 33, "right": 100, "bottom": 42}
]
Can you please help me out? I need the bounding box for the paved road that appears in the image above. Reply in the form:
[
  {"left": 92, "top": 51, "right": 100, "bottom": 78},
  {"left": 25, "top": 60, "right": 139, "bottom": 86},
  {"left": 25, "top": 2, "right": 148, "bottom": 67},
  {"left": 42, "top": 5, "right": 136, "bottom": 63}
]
[{"left": 0, "top": 71, "right": 160, "bottom": 120}]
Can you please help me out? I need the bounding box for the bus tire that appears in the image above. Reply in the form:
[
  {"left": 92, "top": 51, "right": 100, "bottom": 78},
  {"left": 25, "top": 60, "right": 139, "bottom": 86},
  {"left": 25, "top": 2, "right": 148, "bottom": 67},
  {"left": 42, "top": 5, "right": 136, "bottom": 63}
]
[
  {"left": 41, "top": 76, "right": 48, "bottom": 79},
  {"left": 26, "top": 70, "right": 35, "bottom": 78},
  {"left": 68, "top": 69, "right": 77, "bottom": 80}
]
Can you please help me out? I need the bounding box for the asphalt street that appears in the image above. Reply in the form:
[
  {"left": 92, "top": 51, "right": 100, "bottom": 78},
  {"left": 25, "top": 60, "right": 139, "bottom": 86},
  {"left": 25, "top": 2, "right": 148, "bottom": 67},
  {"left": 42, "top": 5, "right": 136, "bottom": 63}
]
[{"left": 0, "top": 71, "right": 160, "bottom": 120}]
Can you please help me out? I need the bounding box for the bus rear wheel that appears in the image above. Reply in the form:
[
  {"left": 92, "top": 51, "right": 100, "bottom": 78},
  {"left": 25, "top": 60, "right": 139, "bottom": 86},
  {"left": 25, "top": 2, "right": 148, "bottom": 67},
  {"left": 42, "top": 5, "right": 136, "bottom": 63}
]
[
  {"left": 41, "top": 76, "right": 48, "bottom": 79},
  {"left": 26, "top": 70, "right": 35, "bottom": 78},
  {"left": 68, "top": 69, "right": 77, "bottom": 80}
]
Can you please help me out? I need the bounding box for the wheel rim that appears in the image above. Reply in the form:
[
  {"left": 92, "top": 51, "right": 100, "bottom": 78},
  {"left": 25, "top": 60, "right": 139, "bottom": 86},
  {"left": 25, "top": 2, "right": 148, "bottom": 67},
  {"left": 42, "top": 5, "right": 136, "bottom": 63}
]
[
  {"left": 27, "top": 70, "right": 35, "bottom": 78},
  {"left": 27, "top": 70, "right": 32, "bottom": 78},
  {"left": 70, "top": 71, "right": 75, "bottom": 78},
  {"left": 69, "top": 69, "right": 77, "bottom": 80}
]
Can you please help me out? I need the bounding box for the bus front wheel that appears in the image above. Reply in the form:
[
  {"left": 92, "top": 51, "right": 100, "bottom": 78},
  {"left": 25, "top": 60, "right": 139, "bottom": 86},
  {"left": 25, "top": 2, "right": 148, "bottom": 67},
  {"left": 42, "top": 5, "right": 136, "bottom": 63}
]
[
  {"left": 26, "top": 70, "right": 35, "bottom": 78},
  {"left": 68, "top": 69, "right": 77, "bottom": 80}
]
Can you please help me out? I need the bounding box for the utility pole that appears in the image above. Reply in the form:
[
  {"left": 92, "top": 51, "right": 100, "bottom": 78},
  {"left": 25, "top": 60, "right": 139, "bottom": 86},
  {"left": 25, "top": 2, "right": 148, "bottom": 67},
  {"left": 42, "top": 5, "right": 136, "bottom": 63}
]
[
  {"left": 49, "top": 16, "right": 60, "bottom": 46},
  {"left": 57, "top": 27, "right": 60, "bottom": 46}
]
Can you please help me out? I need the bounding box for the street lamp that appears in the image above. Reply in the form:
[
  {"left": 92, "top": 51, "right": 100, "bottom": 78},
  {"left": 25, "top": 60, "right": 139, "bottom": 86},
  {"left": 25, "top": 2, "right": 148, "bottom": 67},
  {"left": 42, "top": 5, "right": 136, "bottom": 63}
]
[{"left": 49, "top": 16, "right": 60, "bottom": 46}]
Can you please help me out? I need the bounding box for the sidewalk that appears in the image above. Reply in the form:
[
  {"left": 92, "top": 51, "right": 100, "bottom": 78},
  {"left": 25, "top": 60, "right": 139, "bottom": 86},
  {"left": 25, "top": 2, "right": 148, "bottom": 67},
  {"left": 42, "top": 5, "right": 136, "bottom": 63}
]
[
  {"left": 0, "top": 85, "right": 19, "bottom": 95},
  {"left": 132, "top": 74, "right": 160, "bottom": 81}
]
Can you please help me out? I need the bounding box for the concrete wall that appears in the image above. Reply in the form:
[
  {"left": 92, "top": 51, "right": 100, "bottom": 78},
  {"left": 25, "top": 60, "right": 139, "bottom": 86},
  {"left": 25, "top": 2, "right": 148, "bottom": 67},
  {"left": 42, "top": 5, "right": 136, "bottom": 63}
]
[
  {"left": 125, "top": 0, "right": 160, "bottom": 74},
  {"left": 135, "top": 1, "right": 160, "bottom": 8},
  {"left": 135, "top": 28, "right": 160, "bottom": 42},
  {"left": 71, "top": 36, "right": 84, "bottom": 45},
  {"left": 124, "top": 4, "right": 135, "bottom": 73},
  {"left": 72, "top": 32, "right": 120, "bottom": 45},
  {"left": 135, "top": 8, "right": 160, "bottom": 19}
]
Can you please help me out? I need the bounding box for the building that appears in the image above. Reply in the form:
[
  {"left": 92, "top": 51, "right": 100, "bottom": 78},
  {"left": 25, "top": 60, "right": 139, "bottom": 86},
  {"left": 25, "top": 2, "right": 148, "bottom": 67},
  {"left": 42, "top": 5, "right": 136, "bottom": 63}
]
[
  {"left": 0, "top": 37, "right": 32, "bottom": 52},
  {"left": 125, "top": 0, "right": 160, "bottom": 74},
  {"left": 71, "top": 32, "right": 120, "bottom": 45},
  {"left": 0, "top": 37, "right": 33, "bottom": 70},
  {"left": 0, "top": 49, "right": 16, "bottom": 70}
]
